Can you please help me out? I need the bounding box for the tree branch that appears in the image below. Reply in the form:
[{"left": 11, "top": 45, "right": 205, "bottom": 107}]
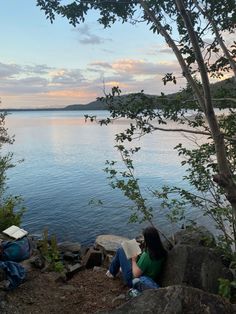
[
  {"left": 138, "top": 0, "right": 206, "bottom": 111},
  {"left": 193, "top": 0, "right": 236, "bottom": 80}
]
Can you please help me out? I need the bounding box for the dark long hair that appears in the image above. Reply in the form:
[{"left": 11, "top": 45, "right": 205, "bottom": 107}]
[{"left": 143, "top": 226, "right": 167, "bottom": 261}]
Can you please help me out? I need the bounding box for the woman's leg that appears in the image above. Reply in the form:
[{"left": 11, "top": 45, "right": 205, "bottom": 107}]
[{"left": 109, "top": 247, "right": 133, "bottom": 287}]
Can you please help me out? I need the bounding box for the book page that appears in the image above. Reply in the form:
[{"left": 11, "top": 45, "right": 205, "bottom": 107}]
[
  {"left": 2, "top": 225, "right": 19, "bottom": 236},
  {"left": 121, "top": 239, "right": 141, "bottom": 259},
  {"left": 3, "top": 225, "right": 28, "bottom": 239}
]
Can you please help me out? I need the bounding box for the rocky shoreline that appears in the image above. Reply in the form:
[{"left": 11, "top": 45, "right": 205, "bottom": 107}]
[{"left": 0, "top": 226, "right": 235, "bottom": 313}]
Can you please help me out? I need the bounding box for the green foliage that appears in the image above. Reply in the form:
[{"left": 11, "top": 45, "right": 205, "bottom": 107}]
[
  {"left": 38, "top": 0, "right": 236, "bottom": 263},
  {"left": 218, "top": 278, "right": 236, "bottom": 301},
  {"left": 104, "top": 145, "right": 153, "bottom": 224},
  {"left": 0, "top": 196, "right": 26, "bottom": 232},
  {"left": 96, "top": 87, "right": 236, "bottom": 257},
  {"left": 153, "top": 109, "right": 236, "bottom": 253},
  {"left": 39, "top": 229, "right": 64, "bottom": 273},
  {"left": 0, "top": 112, "right": 25, "bottom": 231}
]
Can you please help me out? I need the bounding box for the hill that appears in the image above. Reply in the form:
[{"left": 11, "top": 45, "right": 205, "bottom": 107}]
[{"left": 65, "top": 77, "right": 235, "bottom": 111}]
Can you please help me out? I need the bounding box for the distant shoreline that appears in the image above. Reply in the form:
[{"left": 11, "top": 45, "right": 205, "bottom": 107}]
[
  {"left": 1, "top": 77, "right": 235, "bottom": 112},
  {"left": 0, "top": 108, "right": 106, "bottom": 112}
]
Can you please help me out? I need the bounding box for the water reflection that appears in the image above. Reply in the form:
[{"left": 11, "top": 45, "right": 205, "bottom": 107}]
[{"left": 5, "top": 111, "right": 210, "bottom": 244}]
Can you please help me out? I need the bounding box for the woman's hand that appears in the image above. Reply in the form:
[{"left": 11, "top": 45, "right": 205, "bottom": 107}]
[{"left": 131, "top": 254, "right": 138, "bottom": 262}]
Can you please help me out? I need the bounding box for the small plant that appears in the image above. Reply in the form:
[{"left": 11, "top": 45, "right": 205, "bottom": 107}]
[
  {"left": 39, "top": 229, "right": 64, "bottom": 273},
  {"left": 218, "top": 278, "right": 236, "bottom": 301},
  {"left": 0, "top": 196, "right": 26, "bottom": 232},
  {"left": 0, "top": 112, "right": 26, "bottom": 233}
]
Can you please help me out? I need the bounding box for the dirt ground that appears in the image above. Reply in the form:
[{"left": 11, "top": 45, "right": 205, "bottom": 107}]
[{"left": 1, "top": 267, "right": 129, "bottom": 314}]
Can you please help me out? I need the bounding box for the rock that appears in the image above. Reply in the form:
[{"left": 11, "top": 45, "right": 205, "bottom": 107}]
[
  {"left": 82, "top": 248, "right": 103, "bottom": 269},
  {"left": 58, "top": 241, "right": 81, "bottom": 253},
  {"left": 95, "top": 235, "right": 129, "bottom": 254},
  {"left": 63, "top": 251, "right": 80, "bottom": 262},
  {"left": 66, "top": 263, "right": 84, "bottom": 280},
  {"left": 29, "top": 255, "right": 45, "bottom": 269},
  {"left": 161, "top": 245, "right": 232, "bottom": 294},
  {"left": 174, "top": 226, "right": 216, "bottom": 247},
  {"left": 99, "top": 285, "right": 235, "bottom": 314}
]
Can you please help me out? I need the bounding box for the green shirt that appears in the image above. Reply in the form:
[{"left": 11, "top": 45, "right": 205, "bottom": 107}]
[{"left": 137, "top": 251, "right": 163, "bottom": 280}]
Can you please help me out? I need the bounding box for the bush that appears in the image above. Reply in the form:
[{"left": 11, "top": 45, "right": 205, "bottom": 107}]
[{"left": 0, "top": 196, "right": 26, "bottom": 232}]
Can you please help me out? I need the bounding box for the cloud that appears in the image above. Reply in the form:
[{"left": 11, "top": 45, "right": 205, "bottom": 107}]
[
  {"left": 0, "top": 62, "right": 21, "bottom": 78},
  {"left": 50, "top": 69, "right": 85, "bottom": 86},
  {"left": 0, "top": 63, "right": 54, "bottom": 79},
  {"left": 112, "top": 59, "right": 180, "bottom": 76},
  {"left": 1, "top": 76, "right": 49, "bottom": 94},
  {"left": 144, "top": 44, "right": 174, "bottom": 56},
  {"left": 76, "top": 24, "right": 111, "bottom": 45},
  {"left": 89, "top": 61, "right": 112, "bottom": 69},
  {"left": 88, "top": 59, "right": 181, "bottom": 80},
  {"left": 159, "top": 48, "right": 173, "bottom": 54},
  {"left": 0, "top": 59, "right": 189, "bottom": 108},
  {"left": 24, "top": 64, "right": 53, "bottom": 74}
]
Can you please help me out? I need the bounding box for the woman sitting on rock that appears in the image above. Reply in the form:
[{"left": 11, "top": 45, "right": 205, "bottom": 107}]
[{"left": 106, "top": 226, "right": 167, "bottom": 291}]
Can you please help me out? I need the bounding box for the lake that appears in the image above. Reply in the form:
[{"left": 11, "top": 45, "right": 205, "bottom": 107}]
[{"left": 4, "top": 110, "right": 206, "bottom": 245}]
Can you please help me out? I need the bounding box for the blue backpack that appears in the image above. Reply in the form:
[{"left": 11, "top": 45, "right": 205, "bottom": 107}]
[{"left": 1, "top": 237, "right": 31, "bottom": 262}]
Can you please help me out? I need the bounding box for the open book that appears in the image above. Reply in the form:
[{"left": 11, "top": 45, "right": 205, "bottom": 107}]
[
  {"left": 2, "top": 225, "right": 28, "bottom": 240},
  {"left": 121, "top": 239, "right": 141, "bottom": 259}
]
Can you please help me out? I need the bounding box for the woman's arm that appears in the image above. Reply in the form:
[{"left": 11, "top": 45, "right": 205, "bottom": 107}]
[{"left": 131, "top": 256, "right": 143, "bottom": 278}]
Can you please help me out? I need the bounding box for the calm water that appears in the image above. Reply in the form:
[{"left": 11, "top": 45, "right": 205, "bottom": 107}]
[{"left": 4, "top": 110, "right": 205, "bottom": 245}]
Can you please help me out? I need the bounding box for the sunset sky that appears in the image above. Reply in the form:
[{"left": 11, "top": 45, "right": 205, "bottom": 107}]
[{"left": 0, "top": 1, "right": 232, "bottom": 109}]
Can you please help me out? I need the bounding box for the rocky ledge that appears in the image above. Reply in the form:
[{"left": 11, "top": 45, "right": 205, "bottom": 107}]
[{"left": 0, "top": 226, "right": 235, "bottom": 314}]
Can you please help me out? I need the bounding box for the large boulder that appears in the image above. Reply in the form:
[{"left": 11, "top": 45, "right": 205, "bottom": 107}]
[
  {"left": 99, "top": 285, "right": 236, "bottom": 314},
  {"left": 174, "top": 226, "right": 216, "bottom": 247},
  {"left": 95, "top": 235, "right": 129, "bottom": 254},
  {"left": 161, "top": 245, "right": 232, "bottom": 294}
]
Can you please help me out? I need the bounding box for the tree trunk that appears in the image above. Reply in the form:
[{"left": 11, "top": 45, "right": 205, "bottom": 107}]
[
  {"left": 138, "top": 0, "right": 205, "bottom": 110},
  {"left": 175, "top": 0, "right": 236, "bottom": 216},
  {"left": 140, "top": 0, "right": 236, "bottom": 220}
]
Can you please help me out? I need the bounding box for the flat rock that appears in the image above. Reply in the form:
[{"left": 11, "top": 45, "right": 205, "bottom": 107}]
[{"left": 95, "top": 235, "right": 129, "bottom": 253}]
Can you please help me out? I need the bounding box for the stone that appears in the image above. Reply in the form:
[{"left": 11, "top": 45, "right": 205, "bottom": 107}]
[
  {"left": 66, "top": 263, "right": 84, "bottom": 279},
  {"left": 99, "top": 285, "right": 235, "bottom": 314},
  {"left": 95, "top": 235, "right": 129, "bottom": 254},
  {"left": 63, "top": 251, "right": 80, "bottom": 262},
  {"left": 174, "top": 226, "right": 216, "bottom": 248},
  {"left": 82, "top": 248, "right": 103, "bottom": 269},
  {"left": 29, "top": 255, "right": 45, "bottom": 269},
  {"left": 161, "top": 245, "right": 232, "bottom": 294},
  {"left": 57, "top": 241, "right": 81, "bottom": 253},
  {"left": 67, "top": 263, "right": 83, "bottom": 273}
]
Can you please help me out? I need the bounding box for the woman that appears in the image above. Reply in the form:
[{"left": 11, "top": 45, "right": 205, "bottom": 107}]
[{"left": 106, "top": 226, "right": 167, "bottom": 290}]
